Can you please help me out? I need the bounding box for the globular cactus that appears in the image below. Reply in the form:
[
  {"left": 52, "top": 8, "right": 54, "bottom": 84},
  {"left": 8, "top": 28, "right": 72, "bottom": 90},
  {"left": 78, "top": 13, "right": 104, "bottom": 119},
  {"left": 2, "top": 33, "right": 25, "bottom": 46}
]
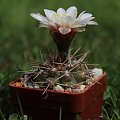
[
  {"left": 16, "top": 49, "right": 102, "bottom": 93},
  {"left": 14, "top": 6, "right": 102, "bottom": 93}
]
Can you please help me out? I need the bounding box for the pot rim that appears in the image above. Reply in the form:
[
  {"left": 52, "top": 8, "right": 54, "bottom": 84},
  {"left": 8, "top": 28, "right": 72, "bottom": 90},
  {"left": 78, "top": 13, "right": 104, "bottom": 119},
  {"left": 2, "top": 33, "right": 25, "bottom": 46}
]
[{"left": 9, "top": 72, "right": 106, "bottom": 95}]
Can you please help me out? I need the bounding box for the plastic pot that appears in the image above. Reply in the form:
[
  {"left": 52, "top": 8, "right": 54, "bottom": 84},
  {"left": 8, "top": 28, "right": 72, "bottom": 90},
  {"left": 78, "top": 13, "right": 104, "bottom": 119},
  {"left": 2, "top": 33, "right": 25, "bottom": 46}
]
[{"left": 9, "top": 73, "right": 107, "bottom": 120}]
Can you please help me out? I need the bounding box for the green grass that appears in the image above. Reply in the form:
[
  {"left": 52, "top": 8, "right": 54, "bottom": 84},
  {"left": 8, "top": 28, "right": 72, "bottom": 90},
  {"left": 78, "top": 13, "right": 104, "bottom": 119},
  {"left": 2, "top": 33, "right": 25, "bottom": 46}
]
[
  {"left": 103, "top": 86, "right": 120, "bottom": 120},
  {"left": 0, "top": 0, "right": 120, "bottom": 119}
]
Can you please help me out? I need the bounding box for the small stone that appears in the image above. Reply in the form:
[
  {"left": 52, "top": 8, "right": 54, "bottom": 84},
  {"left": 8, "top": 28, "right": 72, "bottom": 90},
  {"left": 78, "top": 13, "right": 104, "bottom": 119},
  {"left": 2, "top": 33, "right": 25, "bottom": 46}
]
[
  {"left": 92, "top": 68, "right": 103, "bottom": 78},
  {"left": 80, "top": 85, "right": 85, "bottom": 90},
  {"left": 54, "top": 85, "right": 64, "bottom": 92},
  {"left": 72, "top": 89, "right": 81, "bottom": 93},
  {"left": 15, "top": 82, "right": 22, "bottom": 87},
  {"left": 27, "top": 82, "right": 34, "bottom": 88},
  {"left": 34, "top": 84, "right": 39, "bottom": 88},
  {"left": 65, "top": 88, "right": 72, "bottom": 92},
  {"left": 86, "top": 79, "right": 92, "bottom": 85},
  {"left": 72, "top": 85, "right": 85, "bottom": 93}
]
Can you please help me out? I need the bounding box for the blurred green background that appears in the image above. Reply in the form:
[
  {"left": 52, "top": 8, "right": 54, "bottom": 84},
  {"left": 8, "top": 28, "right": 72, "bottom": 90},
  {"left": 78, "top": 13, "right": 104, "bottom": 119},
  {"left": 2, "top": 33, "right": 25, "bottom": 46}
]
[{"left": 0, "top": 0, "right": 120, "bottom": 119}]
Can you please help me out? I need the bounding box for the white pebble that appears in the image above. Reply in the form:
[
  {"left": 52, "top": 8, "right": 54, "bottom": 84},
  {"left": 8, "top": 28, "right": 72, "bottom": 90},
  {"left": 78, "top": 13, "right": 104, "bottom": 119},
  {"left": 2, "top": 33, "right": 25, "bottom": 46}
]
[
  {"left": 92, "top": 68, "right": 103, "bottom": 77},
  {"left": 72, "top": 89, "right": 81, "bottom": 93},
  {"left": 86, "top": 79, "right": 93, "bottom": 85},
  {"left": 54, "top": 85, "right": 64, "bottom": 92},
  {"left": 66, "top": 88, "right": 72, "bottom": 92},
  {"left": 34, "top": 84, "right": 39, "bottom": 88},
  {"left": 72, "top": 85, "right": 85, "bottom": 93},
  {"left": 80, "top": 85, "right": 85, "bottom": 90}
]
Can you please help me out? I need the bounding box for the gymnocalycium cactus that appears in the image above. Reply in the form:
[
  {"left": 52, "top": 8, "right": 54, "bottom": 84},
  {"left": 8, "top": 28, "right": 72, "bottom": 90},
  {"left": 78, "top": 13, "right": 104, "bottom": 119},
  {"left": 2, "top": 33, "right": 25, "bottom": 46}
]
[{"left": 14, "top": 6, "right": 103, "bottom": 94}]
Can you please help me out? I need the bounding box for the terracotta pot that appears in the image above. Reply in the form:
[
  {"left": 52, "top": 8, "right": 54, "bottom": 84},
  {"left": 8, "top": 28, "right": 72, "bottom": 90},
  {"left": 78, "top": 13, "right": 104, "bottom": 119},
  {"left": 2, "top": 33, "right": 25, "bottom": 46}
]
[{"left": 9, "top": 73, "right": 107, "bottom": 120}]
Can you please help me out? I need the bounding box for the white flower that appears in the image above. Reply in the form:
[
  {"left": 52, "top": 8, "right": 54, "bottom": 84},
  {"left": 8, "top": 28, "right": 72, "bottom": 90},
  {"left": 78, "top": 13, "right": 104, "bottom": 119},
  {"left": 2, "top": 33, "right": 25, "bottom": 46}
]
[
  {"left": 30, "top": 6, "right": 98, "bottom": 35},
  {"left": 92, "top": 68, "right": 103, "bottom": 77}
]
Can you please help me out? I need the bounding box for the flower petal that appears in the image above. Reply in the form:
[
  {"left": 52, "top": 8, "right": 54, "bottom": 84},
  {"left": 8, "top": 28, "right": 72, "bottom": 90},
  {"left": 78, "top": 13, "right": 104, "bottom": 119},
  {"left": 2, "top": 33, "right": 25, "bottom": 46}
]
[
  {"left": 53, "top": 16, "right": 73, "bottom": 27},
  {"left": 77, "top": 12, "right": 92, "bottom": 22},
  {"left": 61, "top": 16, "right": 75, "bottom": 27},
  {"left": 37, "top": 22, "right": 57, "bottom": 30},
  {"left": 74, "top": 28, "right": 85, "bottom": 32},
  {"left": 54, "top": 85, "right": 64, "bottom": 92},
  {"left": 30, "top": 13, "right": 48, "bottom": 24},
  {"left": 78, "top": 12, "right": 92, "bottom": 18},
  {"left": 59, "top": 27, "right": 71, "bottom": 34},
  {"left": 77, "top": 13, "right": 92, "bottom": 21},
  {"left": 36, "top": 24, "right": 49, "bottom": 28},
  {"left": 66, "top": 6, "right": 77, "bottom": 18},
  {"left": 71, "top": 23, "right": 85, "bottom": 28},
  {"left": 77, "top": 11, "right": 86, "bottom": 19},
  {"left": 87, "top": 21, "right": 98, "bottom": 25},
  {"left": 48, "top": 22, "right": 58, "bottom": 29},
  {"left": 44, "top": 9, "right": 56, "bottom": 21},
  {"left": 76, "top": 12, "right": 97, "bottom": 26},
  {"left": 57, "top": 8, "right": 65, "bottom": 16},
  {"left": 79, "top": 17, "right": 95, "bottom": 25}
]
